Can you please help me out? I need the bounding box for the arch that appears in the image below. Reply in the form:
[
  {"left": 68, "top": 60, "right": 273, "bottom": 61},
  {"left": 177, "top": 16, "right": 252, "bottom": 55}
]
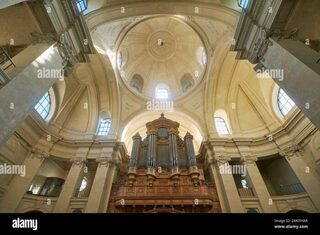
[
  {"left": 120, "top": 111, "right": 204, "bottom": 154},
  {"left": 130, "top": 74, "right": 144, "bottom": 93},
  {"left": 181, "top": 73, "right": 195, "bottom": 92}
]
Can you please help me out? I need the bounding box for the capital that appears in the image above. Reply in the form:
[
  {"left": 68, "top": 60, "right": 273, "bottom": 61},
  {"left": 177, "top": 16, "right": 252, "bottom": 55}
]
[
  {"left": 241, "top": 155, "right": 258, "bottom": 165},
  {"left": 279, "top": 145, "right": 301, "bottom": 159}
]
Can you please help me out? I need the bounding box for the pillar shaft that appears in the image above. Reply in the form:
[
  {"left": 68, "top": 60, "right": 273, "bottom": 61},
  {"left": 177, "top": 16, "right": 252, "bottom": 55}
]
[
  {"left": 53, "top": 159, "right": 84, "bottom": 213},
  {"left": 85, "top": 159, "right": 111, "bottom": 213},
  {"left": 0, "top": 44, "right": 63, "bottom": 146},
  {"left": 0, "top": 152, "right": 47, "bottom": 212},
  {"left": 216, "top": 158, "right": 244, "bottom": 213},
  {"left": 282, "top": 148, "right": 320, "bottom": 211},
  {"left": 262, "top": 38, "right": 320, "bottom": 129},
  {"left": 208, "top": 163, "right": 228, "bottom": 212},
  {"left": 101, "top": 163, "right": 117, "bottom": 212},
  {"left": 245, "top": 159, "right": 277, "bottom": 212}
]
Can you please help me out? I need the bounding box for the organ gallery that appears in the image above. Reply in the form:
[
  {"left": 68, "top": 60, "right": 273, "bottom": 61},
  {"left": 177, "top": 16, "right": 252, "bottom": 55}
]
[{"left": 108, "top": 114, "right": 221, "bottom": 213}]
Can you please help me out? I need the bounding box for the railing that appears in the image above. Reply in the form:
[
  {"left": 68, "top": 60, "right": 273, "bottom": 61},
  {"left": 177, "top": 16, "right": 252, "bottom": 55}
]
[
  {"left": 238, "top": 188, "right": 254, "bottom": 197},
  {"left": 0, "top": 68, "right": 11, "bottom": 88},
  {"left": 0, "top": 47, "right": 15, "bottom": 71},
  {"left": 279, "top": 183, "right": 305, "bottom": 195}
]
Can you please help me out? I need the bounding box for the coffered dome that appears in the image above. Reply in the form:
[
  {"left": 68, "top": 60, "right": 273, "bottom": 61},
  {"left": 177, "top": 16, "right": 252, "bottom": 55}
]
[{"left": 117, "top": 16, "right": 207, "bottom": 100}]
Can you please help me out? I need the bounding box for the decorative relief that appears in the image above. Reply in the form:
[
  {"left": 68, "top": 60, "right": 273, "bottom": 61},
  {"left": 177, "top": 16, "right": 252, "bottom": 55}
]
[{"left": 279, "top": 145, "right": 302, "bottom": 160}]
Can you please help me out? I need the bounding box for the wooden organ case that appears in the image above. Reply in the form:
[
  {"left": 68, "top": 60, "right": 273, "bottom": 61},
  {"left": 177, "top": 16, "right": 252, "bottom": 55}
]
[{"left": 108, "top": 114, "right": 221, "bottom": 213}]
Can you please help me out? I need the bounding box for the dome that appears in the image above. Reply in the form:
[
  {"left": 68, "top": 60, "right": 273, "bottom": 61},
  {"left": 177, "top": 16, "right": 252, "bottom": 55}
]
[{"left": 117, "top": 16, "right": 207, "bottom": 100}]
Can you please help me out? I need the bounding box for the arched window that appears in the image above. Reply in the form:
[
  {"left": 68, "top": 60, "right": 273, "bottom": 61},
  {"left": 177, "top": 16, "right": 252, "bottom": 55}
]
[
  {"left": 34, "top": 91, "right": 51, "bottom": 120},
  {"left": 97, "top": 118, "right": 111, "bottom": 136},
  {"left": 76, "top": 0, "right": 87, "bottom": 13},
  {"left": 238, "top": 0, "right": 249, "bottom": 9},
  {"left": 130, "top": 74, "right": 144, "bottom": 93},
  {"left": 181, "top": 73, "right": 195, "bottom": 92},
  {"left": 155, "top": 84, "right": 170, "bottom": 99},
  {"left": 277, "top": 88, "right": 295, "bottom": 116},
  {"left": 214, "top": 117, "right": 230, "bottom": 135}
]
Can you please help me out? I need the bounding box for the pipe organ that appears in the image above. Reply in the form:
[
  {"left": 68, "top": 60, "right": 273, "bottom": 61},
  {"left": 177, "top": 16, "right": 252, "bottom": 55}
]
[{"left": 108, "top": 114, "right": 221, "bottom": 213}]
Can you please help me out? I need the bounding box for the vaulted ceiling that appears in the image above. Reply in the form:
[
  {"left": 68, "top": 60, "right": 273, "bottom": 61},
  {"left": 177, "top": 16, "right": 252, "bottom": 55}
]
[{"left": 35, "top": 0, "right": 294, "bottom": 154}]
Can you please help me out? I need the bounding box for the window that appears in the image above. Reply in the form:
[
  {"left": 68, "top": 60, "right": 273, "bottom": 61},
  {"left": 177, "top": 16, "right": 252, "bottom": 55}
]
[
  {"left": 76, "top": 0, "right": 87, "bottom": 13},
  {"left": 155, "top": 84, "right": 170, "bottom": 99},
  {"left": 79, "top": 178, "right": 87, "bottom": 192},
  {"left": 214, "top": 117, "right": 229, "bottom": 135},
  {"left": 202, "top": 50, "right": 207, "bottom": 65},
  {"left": 34, "top": 92, "right": 51, "bottom": 120},
  {"left": 241, "top": 179, "right": 248, "bottom": 189},
  {"left": 238, "top": 0, "right": 249, "bottom": 9},
  {"left": 97, "top": 118, "right": 111, "bottom": 136},
  {"left": 277, "top": 88, "right": 295, "bottom": 116},
  {"left": 118, "top": 52, "right": 123, "bottom": 69}
]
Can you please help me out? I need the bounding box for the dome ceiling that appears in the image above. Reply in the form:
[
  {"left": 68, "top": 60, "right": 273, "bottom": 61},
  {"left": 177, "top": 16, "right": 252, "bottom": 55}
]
[{"left": 117, "top": 17, "right": 207, "bottom": 99}]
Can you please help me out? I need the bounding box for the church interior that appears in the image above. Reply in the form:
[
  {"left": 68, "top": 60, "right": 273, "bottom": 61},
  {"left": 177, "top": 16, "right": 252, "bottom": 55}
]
[{"left": 0, "top": 0, "right": 320, "bottom": 214}]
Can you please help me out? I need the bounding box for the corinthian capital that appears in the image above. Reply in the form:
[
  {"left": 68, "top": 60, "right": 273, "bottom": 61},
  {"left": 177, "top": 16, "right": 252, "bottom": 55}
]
[
  {"left": 216, "top": 155, "right": 231, "bottom": 164},
  {"left": 70, "top": 157, "right": 86, "bottom": 166},
  {"left": 241, "top": 155, "right": 258, "bottom": 165},
  {"left": 279, "top": 145, "right": 301, "bottom": 159}
]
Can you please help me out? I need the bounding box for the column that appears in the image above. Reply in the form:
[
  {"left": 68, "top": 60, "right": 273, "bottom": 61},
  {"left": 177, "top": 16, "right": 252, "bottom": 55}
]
[
  {"left": 0, "top": 0, "right": 26, "bottom": 9},
  {"left": 261, "top": 38, "right": 320, "bottom": 129},
  {"left": 243, "top": 156, "right": 277, "bottom": 212},
  {"left": 208, "top": 161, "right": 228, "bottom": 213},
  {"left": 216, "top": 156, "right": 244, "bottom": 213},
  {"left": 0, "top": 44, "right": 63, "bottom": 146},
  {"left": 100, "top": 148, "right": 121, "bottom": 212},
  {"left": 184, "top": 132, "right": 199, "bottom": 186},
  {"left": 169, "top": 128, "right": 180, "bottom": 184},
  {"left": 280, "top": 146, "right": 320, "bottom": 211},
  {"left": 53, "top": 157, "right": 85, "bottom": 213},
  {"left": 101, "top": 162, "right": 117, "bottom": 212},
  {"left": 0, "top": 151, "right": 49, "bottom": 212},
  {"left": 85, "top": 157, "right": 111, "bottom": 213},
  {"left": 146, "top": 128, "right": 157, "bottom": 185},
  {"left": 127, "top": 133, "right": 141, "bottom": 186}
]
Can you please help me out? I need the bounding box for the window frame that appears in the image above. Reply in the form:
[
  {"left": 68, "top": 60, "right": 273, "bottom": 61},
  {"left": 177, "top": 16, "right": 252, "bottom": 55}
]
[
  {"left": 97, "top": 118, "right": 112, "bottom": 136},
  {"left": 34, "top": 91, "right": 51, "bottom": 121},
  {"left": 214, "top": 117, "right": 230, "bottom": 135},
  {"left": 277, "top": 88, "right": 295, "bottom": 117}
]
